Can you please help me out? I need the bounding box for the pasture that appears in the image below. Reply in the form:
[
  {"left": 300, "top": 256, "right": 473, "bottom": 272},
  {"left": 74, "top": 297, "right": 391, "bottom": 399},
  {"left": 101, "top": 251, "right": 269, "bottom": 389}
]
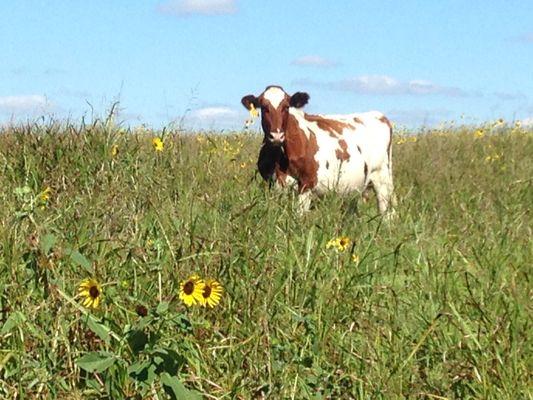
[{"left": 0, "top": 121, "right": 531, "bottom": 399}]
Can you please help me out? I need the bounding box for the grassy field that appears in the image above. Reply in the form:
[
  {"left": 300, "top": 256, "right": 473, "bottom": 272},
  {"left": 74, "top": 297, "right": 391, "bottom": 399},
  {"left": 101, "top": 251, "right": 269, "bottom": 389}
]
[{"left": 0, "top": 119, "right": 531, "bottom": 399}]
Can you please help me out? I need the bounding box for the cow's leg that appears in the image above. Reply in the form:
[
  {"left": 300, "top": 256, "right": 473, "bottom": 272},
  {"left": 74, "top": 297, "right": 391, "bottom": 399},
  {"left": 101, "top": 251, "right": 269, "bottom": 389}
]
[
  {"left": 370, "top": 165, "right": 395, "bottom": 217},
  {"left": 361, "top": 182, "right": 373, "bottom": 203},
  {"left": 297, "top": 190, "right": 312, "bottom": 214}
]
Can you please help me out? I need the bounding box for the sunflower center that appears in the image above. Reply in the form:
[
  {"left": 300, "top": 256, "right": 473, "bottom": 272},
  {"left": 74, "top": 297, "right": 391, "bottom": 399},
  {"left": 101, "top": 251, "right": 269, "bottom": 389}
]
[
  {"left": 89, "top": 286, "right": 100, "bottom": 299},
  {"left": 183, "top": 281, "right": 194, "bottom": 295},
  {"left": 203, "top": 285, "right": 212, "bottom": 298}
]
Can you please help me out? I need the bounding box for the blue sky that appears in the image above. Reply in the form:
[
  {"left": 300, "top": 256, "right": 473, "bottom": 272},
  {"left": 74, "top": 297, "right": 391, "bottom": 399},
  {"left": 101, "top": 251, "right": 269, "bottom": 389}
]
[{"left": 1, "top": 0, "right": 532, "bottom": 130}]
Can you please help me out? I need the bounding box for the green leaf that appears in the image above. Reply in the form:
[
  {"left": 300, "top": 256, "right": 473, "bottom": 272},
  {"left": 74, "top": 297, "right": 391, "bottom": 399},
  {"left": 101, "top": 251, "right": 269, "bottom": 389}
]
[
  {"left": 128, "top": 360, "right": 157, "bottom": 384},
  {"left": 305, "top": 227, "right": 314, "bottom": 266},
  {"left": 76, "top": 352, "right": 116, "bottom": 373},
  {"left": 40, "top": 233, "right": 57, "bottom": 255},
  {"left": 160, "top": 372, "right": 201, "bottom": 400},
  {"left": 68, "top": 250, "right": 92, "bottom": 272},
  {"left": 156, "top": 301, "right": 169, "bottom": 315},
  {"left": 127, "top": 329, "right": 148, "bottom": 354},
  {"left": 14, "top": 186, "right": 31, "bottom": 196},
  {"left": 87, "top": 317, "right": 111, "bottom": 345},
  {"left": 1, "top": 312, "right": 26, "bottom": 335}
]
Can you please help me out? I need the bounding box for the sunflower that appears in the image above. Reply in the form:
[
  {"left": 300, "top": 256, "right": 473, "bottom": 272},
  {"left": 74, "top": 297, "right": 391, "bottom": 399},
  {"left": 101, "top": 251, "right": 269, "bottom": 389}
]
[
  {"left": 244, "top": 103, "right": 260, "bottom": 127},
  {"left": 326, "top": 236, "right": 351, "bottom": 252},
  {"left": 249, "top": 103, "right": 259, "bottom": 118},
  {"left": 337, "top": 237, "right": 351, "bottom": 251},
  {"left": 179, "top": 275, "right": 205, "bottom": 307},
  {"left": 78, "top": 278, "right": 103, "bottom": 309},
  {"left": 326, "top": 238, "right": 339, "bottom": 250},
  {"left": 200, "top": 279, "right": 223, "bottom": 308},
  {"left": 152, "top": 137, "right": 164, "bottom": 152},
  {"left": 39, "top": 187, "right": 52, "bottom": 203}
]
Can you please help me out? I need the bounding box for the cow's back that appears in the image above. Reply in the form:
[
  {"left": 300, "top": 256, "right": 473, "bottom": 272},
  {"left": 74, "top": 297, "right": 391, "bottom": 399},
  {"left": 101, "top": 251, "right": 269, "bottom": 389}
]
[
  {"left": 325, "top": 111, "right": 392, "bottom": 173},
  {"left": 288, "top": 109, "right": 392, "bottom": 195}
]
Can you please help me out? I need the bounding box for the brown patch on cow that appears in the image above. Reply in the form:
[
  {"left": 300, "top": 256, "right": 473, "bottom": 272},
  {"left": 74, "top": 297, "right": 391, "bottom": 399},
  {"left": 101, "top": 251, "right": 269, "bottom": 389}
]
[
  {"left": 305, "top": 114, "right": 351, "bottom": 137},
  {"left": 285, "top": 114, "right": 319, "bottom": 193},
  {"left": 335, "top": 139, "right": 350, "bottom": 161},
  {"left": 353, "top": 117, "right": 364, "bottom": 125},
  {"left": 379, "top": 115, "right": 393, "bottom": 161},
  {"left": 379, "top": 115, "right": 392, "bottom": 129}
]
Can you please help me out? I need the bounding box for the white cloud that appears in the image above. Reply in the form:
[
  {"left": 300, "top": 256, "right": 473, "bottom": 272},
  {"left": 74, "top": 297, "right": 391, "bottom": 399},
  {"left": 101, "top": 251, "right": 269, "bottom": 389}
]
[
  {"left": 295, "top": 75, "right": 469, "bottom": 97},
  {"left": 291, "top": 55, "right": 336, "bottom": 68},
  {"left": 58, "top": 87, "right": 91, "bottom": 98},
  {"left": 185, "top": 106, "right": 242, "bottom": 129},
  {"left": 508, "top": 32, "right": 533, "bottom": 43},
  {"left": 190, "top": 106, "right": 237, "bottom": 120},
  {"left": 520, "top": 117, "right": 533, "bottom": 127},
  {"left": 386, "top": 108, "right": 452, "bottom": 126},
  {"left": 493, "top": 91, "right": 527, "bottom": 101},
  {"left": 0, "top": 95, "right": 50, "bottom": 114},
  {"left": 44, "top": 68, "right": 67, "bottom": 76},
  {"left": 157, "top": 0, "right": 237, "bottom": 16}
]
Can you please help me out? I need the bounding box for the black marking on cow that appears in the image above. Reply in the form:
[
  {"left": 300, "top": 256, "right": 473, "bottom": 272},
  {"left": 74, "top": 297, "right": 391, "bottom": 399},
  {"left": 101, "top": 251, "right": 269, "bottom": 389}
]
[
  {"left": 363, "top": 162, "right": 368, "bottom": 182},
  {"left": 326, "top": 161, "right": 330, "bottom": 169},
  {"left": 356, "top": 145, "right": 362, "bottom": 154}
]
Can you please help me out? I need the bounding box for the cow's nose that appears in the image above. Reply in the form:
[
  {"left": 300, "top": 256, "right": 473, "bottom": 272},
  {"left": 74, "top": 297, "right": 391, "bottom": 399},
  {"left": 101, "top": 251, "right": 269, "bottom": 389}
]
[{"left": 269, "top": 131, "right": 285, "bottom": 145}]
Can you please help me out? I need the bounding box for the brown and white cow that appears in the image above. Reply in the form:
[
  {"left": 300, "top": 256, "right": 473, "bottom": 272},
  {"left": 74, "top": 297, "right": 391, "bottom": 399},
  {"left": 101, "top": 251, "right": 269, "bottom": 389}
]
[{"left": 242, "top": 85, "right": 394, "bottom": 215}]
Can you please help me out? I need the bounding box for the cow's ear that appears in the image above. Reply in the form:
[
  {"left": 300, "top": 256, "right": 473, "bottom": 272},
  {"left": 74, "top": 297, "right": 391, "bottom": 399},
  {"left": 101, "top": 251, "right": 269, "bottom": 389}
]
[
  {"left": 241, "top": 95, "right": 259, "bottom": 110},
  {"left": 290, "top": 92, "right": 310, "bottom": 108}
]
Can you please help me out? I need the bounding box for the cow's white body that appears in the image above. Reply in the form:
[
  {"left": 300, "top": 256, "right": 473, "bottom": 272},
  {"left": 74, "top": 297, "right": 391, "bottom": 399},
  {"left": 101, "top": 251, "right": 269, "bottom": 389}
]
[
  {"left": 290, "top": 109, "right": 391, "bottom": 196},
  {"left": 243, "top": 86, "right": 395, "bottom": 216}
]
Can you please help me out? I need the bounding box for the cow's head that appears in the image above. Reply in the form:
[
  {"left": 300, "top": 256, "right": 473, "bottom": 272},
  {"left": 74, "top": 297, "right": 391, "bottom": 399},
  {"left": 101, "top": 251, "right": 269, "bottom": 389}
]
[{"left": 241, "top": 86, "right": 309, "bottom": 146}]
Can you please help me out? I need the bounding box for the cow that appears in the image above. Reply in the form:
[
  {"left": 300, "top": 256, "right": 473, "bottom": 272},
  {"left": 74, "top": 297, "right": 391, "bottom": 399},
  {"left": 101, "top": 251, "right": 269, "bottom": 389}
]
[{"left": 241, "top": 85, "right": 395, "bottom": 216}]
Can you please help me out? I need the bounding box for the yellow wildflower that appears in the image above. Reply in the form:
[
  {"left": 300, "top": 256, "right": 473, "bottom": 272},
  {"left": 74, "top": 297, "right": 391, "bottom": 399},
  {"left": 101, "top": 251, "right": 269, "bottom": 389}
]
[
  {"left": 111, "top": 144, "right": 119, "bottom": 157},
  {"left": 39, "top": 187, "right": 52, "bottom": 203},
  {"left": 245, "top": 103, "right": 260, "bottom": 127},
  {"left": 179, "top": 275, "right": 205, "bottom": 307},
  {"left": 200, "top": 279, "right": 223, "bottom": 308},
  {"left": 78, "top": 278, "right": 103, "bottom": 309},
  {"left": 337, "top": 237, "right": 351, "bottom": 251},
  {"left": 152, "top": 137, "right": 164, "bottom": 152},
  {"left": 326, "top": 236, "right": 351, "bottom": 252},
  {"left": 326, "top": 238, "right": 338, "bottom": 249}
]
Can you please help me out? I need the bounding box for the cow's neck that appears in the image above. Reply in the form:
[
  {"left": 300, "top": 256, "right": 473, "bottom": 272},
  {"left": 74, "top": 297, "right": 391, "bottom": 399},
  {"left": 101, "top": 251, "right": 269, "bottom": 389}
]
[
  {"left": 284, "top": 108, "right": 311, "bottom": 159},
  {"left": 282, "top": 108, "right": 320, "bottom": 192}
]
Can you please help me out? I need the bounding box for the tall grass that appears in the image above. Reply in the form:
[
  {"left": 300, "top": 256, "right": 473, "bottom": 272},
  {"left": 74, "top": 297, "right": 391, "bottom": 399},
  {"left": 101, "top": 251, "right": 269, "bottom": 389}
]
[{"left": 0, "top": 120, "right": 531, "bottom": 399}]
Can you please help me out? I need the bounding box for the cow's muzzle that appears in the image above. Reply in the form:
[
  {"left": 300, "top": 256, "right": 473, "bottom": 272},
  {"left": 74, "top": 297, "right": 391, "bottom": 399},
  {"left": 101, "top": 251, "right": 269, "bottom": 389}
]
[{"left": 269, "top": 131, "right": 285, "bottom": 145}]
